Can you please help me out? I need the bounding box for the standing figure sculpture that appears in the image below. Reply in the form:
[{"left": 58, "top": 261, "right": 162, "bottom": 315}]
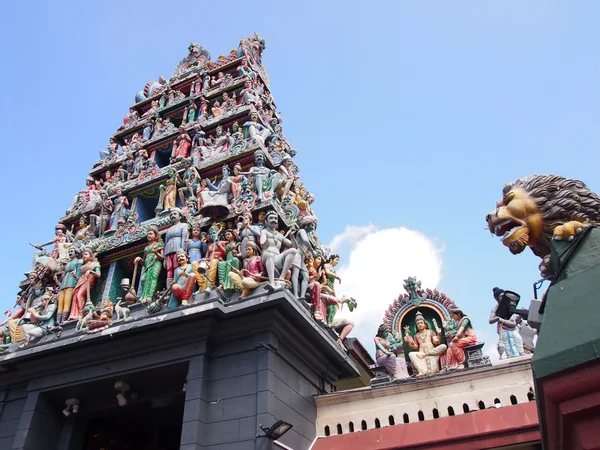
[
  {"left": 164, "top": 208, "right": 189, "bottom": 287},
  {"left": 218, "top": 230, "right": 242, "bottom": 291},
  {"left": 444, "top": 308, "right": 478, "bottom": 370},
  {"left": 490, "top": 288, "right": 525, "bottom": 359},
  {"left": 69, "top": 248, "right": 101, "bottom": 320},
  {"left": 185, "top": 223, "right": 207, "bottom": 263},
  {"left": 57, "top": 247, "right": 82, "bottom": 324},
  {"left": 171, "top": 128, "right": 192, "bottom": 162},
  {"left": 375, "top": 325, "right": 410, "bottom": 381},
  {"left": 404, "top": 311, "right": 447, "bottom": 377},
  {"left": 135, "top": 225, "right": 164, "bottom": 303},
  {"left": 30, "top": 224, "right": 69, "bottom": 261},
  {"left": 205, "top": 222, "right": 227, "bottom": 289},
  {"left": 237, "top": 212, "right": 261, "bottom": 256},
  {"left": 260, "top": 211, "right": 296, "bottom": 290},
  {"left": 109, "top": 188, "right": 129, "bottom": 230}
]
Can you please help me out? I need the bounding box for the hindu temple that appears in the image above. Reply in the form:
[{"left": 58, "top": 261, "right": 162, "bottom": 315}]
[{"left": 4, "top": 34, "right": 597, "bottom": 450}]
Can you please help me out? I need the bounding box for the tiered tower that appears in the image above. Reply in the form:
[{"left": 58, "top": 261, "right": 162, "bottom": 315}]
[{"left": 0, "top": 35, "right": 357, "bottom": 450}]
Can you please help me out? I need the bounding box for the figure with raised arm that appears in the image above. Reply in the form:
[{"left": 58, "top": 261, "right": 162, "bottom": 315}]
[
  {"left": 168, "top": 249, "right": 195, "bottom": 309},
  {"left": 375, "top": 325, "right": 409, "bottom": 380},
  {"left": 490, "top": 288, "right": 525, "bottom": 358},
  {"left": 135, "top": 225, "right": 164, "bottom": 303},
  {"left": 404, "top": 311, "right": 448, "bottom": 377},
  {"left": 259, "top": 211, "right": 297, "bottom": 290}
]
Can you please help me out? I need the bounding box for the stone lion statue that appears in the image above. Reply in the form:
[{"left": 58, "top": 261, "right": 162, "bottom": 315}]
[{"left": 486, "top": 175, "right": 600, "bottom": 274}]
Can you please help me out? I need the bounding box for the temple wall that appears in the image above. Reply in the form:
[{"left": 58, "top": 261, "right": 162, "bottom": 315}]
[{"left": 316, "top": 356, "right": 535, "bottom": 437}]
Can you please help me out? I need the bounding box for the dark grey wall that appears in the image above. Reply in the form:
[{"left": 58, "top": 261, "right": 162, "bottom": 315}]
[{"left": 0, "top": 291, "right": 357, "bottom": 450}]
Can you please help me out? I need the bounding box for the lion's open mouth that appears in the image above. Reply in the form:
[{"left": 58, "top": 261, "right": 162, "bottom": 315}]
[{"left": 491, "top": 219, "right": 523, "bottom": 242}]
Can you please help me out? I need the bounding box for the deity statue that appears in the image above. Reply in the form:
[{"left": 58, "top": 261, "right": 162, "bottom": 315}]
[
  {"left": 237, "top": 212, "right": 261, "bottom": 257},
  {"left": 404, "top": 311, "right": 448, "bottom": 377},
  {"left": 221, "top": 91, "right": 237, "bottom": 115},
  {"left": 198, "top": 96, "right": 209, "bottom": 118},
  {"left": 323, "top": 294, "right": 355, "bottom": 351},
  {"left": 67, "top": 217, "right": 92, "bottom": 247},
  {"left": 168, "top": 249, "right": 195, "bottom": 310},
  {"left": 240, "top": 80, "right": 261, "bottom": 107},
  {"left": 490, "top": 288, "right": 525, "bottom": 359},
  {"left": 228, "top": 242, "right": 263, "bottom": 299},
  {"left": 202, "top": 75, "right": 211, "bottom": 91},
  {"left": 211, "top": 125, "right": 230, "bottom": 156},
  {"left": 171, "top": 128, "right": 192, "bottom": 161},
  {"left": 444, "top": 307, "right": 478, "bottom": 370},
  {"left": 56, "top": 247, "right": 82, "bottom": 324},
  {"left": 185, "top": 222, "right": 207, "bottom": 263},
  {"left": 217, "top": 229, "right": 242, "bottom": 291},
  {"left": 164, "top": 208, "right": 189, "bottom": 287},
  {"left": 375, "top": 325, "right": 410, "bottom": 381},
  {"left": 135, "top": 225, "right": 164, "bottom": 303},
  {"left": 243, "top": 111, "right": 271, "bottom": 145},
  {"left": 163, "top": 169, "right": 184, "bottom": 211},
  {"left": 211, "top": 100, "right": 223, "bottom": 118},
  {"left": 243, "top": 150, "right": 280, "bottom": 203},
  {"left": 143, "top": 121, "right": 153, "bottom": 140},
  {"left": 187, "top": 99, "right": 198, "bottom": 123},
  {"left": 99, "top": 138, "right": 119, "bottom": 161},
  {"left": 109, "top": 187, "right": 130, "bottom": 230},
  {"left": 142, "top": 100, "right": 159, "bottom": 119},
  {"left": 205, "top": 222, "right": 227, "bottom": 289},
  {"left": 254, "top": 211, "right": 266, "bottom": 229},
  {"left": 30, "top": 224, "right": 69, "bottom": 261},
  {"left": 277, "top": 155, "right": 297, "bottom": 201},
  {"left": 259, "top": 210, "right": 297, "bottom": 290},
  {"left": 21, "top": 291, "right": 57, "bottom": 346},
  {"left": 90, "top": 190, "right": 113, "bottom": 237},
  {"left": 68, "top": 248, "right": 101, "bottom": 320},
  {"left": 237, "top": 59, "right": 256, "bottom": 81}
]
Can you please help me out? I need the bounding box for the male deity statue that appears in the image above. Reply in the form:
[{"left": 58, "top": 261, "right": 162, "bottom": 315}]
[
  {"left": 490, "top": 288, "right": 525, "bottom": 359},
  {"left": 243, "top": 111, "right": 271, "bottom": 145},
  {"left": 168, "top": 249, "right": 195, "bottom": 310},
  {"left": 404, "top": 311, "right": 448, "bottom": 377},
  {"left": 244, "top": 150, "right": 281, "bottom": 203},
  {"left": 21, "top": 290, "right": 58, "bottom": 346},
  {"left": 260, "top": 210, "right": 297, "bottom": 290},
  {"left": 164, "top": 208, "right": 189, "bottom": 287}
]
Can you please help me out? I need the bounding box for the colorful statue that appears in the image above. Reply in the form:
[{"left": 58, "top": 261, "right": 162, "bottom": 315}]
[
  {"left": 217, "top": 229, "right": 242, "bottom": 291},
  {"left": 324, "top": 295, "right": 355, "bottom": 351},
  {"left": 375, "top": 325, "right": 409, "bottom": 381},
  {"left": 404, "top": 311, "right": 447, "bottom": 377},
  {"left": 518, "top": 318, "right": 537, "bottom": 354},
  {"left": 164, "top": 208, "right": 189, "bottom": 287},
  {"left": 237, "top": 212, "right": 261, "bottom": 257},
  {"left": 486, "top": 175, "right": 600, "bottom": 275},
  {"left": 68, "top": 248, "right": 101, "bottom": 320},
  {"left": 21, "top": 291, "right": 57, "bottom": 346},
  {"left": 259, "top": 210, "right": 297, "bottom": 290},
  {"left": 56, "top": 247, "right": 82, "bottom": 324},
  {"left": 240, "top": 80, "right": 261, "bottom": 107},
  {"left": 244, "top": 150, "right": 280, "bottom": 203},
  {"left": 135, "top": 225, "right": 164, "bottom": 303},
  {"left": 30, "top": 224, "right": 69, "bottom": 261},
  {"left": 444, "top": 308, "right": 478, "bottom": 370},
  {"left": 185, "top": 223, "right": 207, "bottom": 263},
  {"left": 490, "top": 288, "right": 525, "bottom": 359},
  {"left": 187, "top": 99, "right": 198, "bottom": 123},
  {"left": 205, "top": 222, "right": 226, "bottom": 289},
  {"left": 168, "top": 249, "right": 195, "bottom": 309},
  {"left": 227, "top": 242, "right": 263, "bottom": 299},
  {"left": 171, "top": 128, "right": 192, "bottom": 161},
  {"left": 109, "top": 187, "right": 129, "bottom": 230},
  {"left": 243, "top": 111, "right": 271, "bottom": 145}
]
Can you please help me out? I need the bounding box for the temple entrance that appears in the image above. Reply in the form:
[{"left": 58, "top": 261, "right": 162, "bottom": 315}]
[{"left": 82, "top": 396, "right": 184, "bottom": 450}]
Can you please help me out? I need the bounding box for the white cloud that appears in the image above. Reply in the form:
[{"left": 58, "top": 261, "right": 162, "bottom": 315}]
[{"left": 328, "top": 226, "right": 444, "bottom": 358}]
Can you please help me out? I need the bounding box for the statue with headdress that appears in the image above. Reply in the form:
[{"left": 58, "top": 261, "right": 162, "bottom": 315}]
[{"left": 404, "top": 310, "right": 448, "bottom": 377}]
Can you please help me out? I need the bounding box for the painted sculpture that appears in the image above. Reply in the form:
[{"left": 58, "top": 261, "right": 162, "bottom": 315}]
[
  {"left": 375, "top": 325, "right": 409, "bottom": 381},
  {"left": 486, "top": 175, "right": 600, "bottom": 275},
  {"left": 9, "top": 36, "right": 361, "bottom": 352},
  {"left": 490, "top": 287, "right": 525, "bottom": 359},
  {"left": 404, "top": 311, "right": 447, "bottom": 377}
]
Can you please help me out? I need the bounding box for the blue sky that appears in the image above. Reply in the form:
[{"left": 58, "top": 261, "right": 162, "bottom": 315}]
[{"left": 1, "top": 1, "right": 598, "bottom": 355}]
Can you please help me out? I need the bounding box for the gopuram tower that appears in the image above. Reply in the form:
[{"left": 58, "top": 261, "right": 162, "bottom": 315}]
[{"left": 0, "top": 35, "right": 358, "bottom": 450}]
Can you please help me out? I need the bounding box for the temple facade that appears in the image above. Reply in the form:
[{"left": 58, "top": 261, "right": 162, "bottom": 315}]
[{"left": 0, "top": 36, "right": 550, "bottom": 450}]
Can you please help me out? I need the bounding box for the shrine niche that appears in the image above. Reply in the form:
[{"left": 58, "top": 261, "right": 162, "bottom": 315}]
[{"left": 373, "top": 277, "right": 491, "bottom": 385}]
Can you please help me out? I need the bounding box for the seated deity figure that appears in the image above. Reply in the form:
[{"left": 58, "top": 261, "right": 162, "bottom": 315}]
[
  {"left": 221, "top": 91, "right": 237, "bottom": 115},
  {"left": 490, "top": 288, "right": 525, "bottom": 359},
  {"left": 168, "top": 249, "right": 196, "bottom": 310},
  {"left": 259, "top": 210, "right": 297, "bottom": 290},
  {"left": 242, "top": 150, "right": 281, "bottom": 203},
  {"left": 211, "top": 125, "right": 230, "bottom": 155},
  {"left": 243, "top": 111, "right": 271, "bottom": 145},
  {"left": 404, "top": 311, "right": 448, "bottom": 377},
  {"left": 21, "top": 291, "right": 58, "bottom": 346},
  {"left": 375, "top": 325, "right": 410, "bottom": 381},
  {"left": 240, "top": 80, "right": 262, "bottom": 107},
  {"left": 444, "top": 307, "right": 478, "bottom": 370},
  {"left": 227, "top": 242, "right": 264, "bottom": 299}
]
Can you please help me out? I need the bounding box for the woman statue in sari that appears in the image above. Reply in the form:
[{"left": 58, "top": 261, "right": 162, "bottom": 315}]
[
  {"left": 375, "top": 325, "right": 409, "bottom": 381},
  {"left": 69, "top": 248, "right": 101, "bottom": 320},
  {"left": 444, "top": 308, "right": 478, "bottom": 370},
  {"left": 135, "top": 225, "right": 164, "bottom": 303},
  {"left": 185, "top": 223, "right": 207, "bottom": 263},
  {"left": 404, "top": 311, "right": 448, "bottom": 377},
  {"left": 218, "top": 229, "right": 242, "bottom": 291}
]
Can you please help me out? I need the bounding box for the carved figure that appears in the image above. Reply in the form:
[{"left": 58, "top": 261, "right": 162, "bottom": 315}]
[
  {"left": 259, "top": 211, "right": 296, "bottom": 290},
  {"left": 109, "top": 188, "right": 130, "bottom": 230},
  {"left": 68, "top": 248, "right": 101, "bottom": 320},
  {"left": 21, "top": 292, "right": 57, "bottom": 346},
  {"left": 30, "top": 224, "right": 69, "bottom": 261},
  {"left": 164, "top": 208, "right": 189, "bottom": 286},
  {"left": 486, "top": 175, "right": 600, "bottom": 275},
  {"left": 490, "top": 288, "right": 525, "bottom": 359},
  {"left": 187, "top": 99, "right": 198, "bottom": 123},
  {"left": 228, "top": 242, "right": 263, "bottom": 299},
  {"left": 171, "top": 128, "right": 192, "bottom": 161},
  {"left": 245, "top": 150, "right": 280, "bottom": 203},
  {"left": 404, "top": 311, "right": 447, "bottom": 376},
  {"left": 185, "top": 223, "right": 207, "bottom": 263},
  {"left": 114, "top": 299, "right": 132, "bottom": 321},
  {"left": 135, "top": 225, "right": 164, "bottom": 303},
  {"left": 444, "top": 308, "right": 478, "bottom": 370},
  {"left": 243, "top": 111, "right": 271, "bottom": 145},
  {"left": 218, "top": 229, "right": 242, "bottom": 291},
  {"left": 205, "top": 222, "right": 227, "bottom": 288},
  {"left": 57, "top": 247, "right": 82, "bottom": 324},
  {"left": 375, "top": 325, "right": 409, "bottom": 380},
  {"left": 169, "top": 249, "right": 195, "bottom": 309}
]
